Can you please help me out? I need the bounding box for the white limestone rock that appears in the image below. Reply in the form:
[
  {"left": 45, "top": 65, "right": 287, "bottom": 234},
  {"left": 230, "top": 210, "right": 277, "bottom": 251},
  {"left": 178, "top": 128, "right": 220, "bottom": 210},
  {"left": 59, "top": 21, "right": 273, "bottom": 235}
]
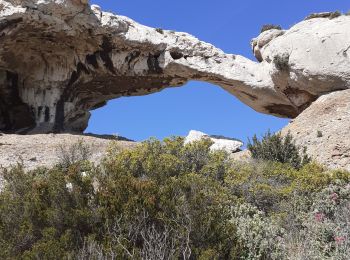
[
  {"left": 251, "top": 29, "right": 285, "bottom": 62},
  {"left": 253, "top": 14, "right": 350, "bottom": 109},
  {"left": 184, "top": 130, "right": 243, "bottom": 153},
  {"left": 0, "top": 2, "right": 349, "bottom": 134}
]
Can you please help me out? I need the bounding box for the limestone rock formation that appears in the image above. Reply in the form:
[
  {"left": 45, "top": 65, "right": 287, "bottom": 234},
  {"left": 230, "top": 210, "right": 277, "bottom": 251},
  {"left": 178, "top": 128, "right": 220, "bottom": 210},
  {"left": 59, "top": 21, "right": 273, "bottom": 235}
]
[
  {"left": 184, "top": 130, "right": 243, "bottom": 153},
  {"left": 281, "top": 89, "right": 350, "bottom": 172},
  {"left": 0, "top": 1, "right": 349, "bottom": 134}
]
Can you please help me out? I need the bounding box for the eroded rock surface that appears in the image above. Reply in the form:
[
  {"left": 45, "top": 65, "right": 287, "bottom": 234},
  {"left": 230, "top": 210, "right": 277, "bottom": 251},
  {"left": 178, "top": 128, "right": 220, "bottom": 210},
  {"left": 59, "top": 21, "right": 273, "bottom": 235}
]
[
  {"left": 281, "top": 89, "right": 350, "bottom": 171},
  {"left": 0, "top": 1, "right": 349, "bottom": 133}
]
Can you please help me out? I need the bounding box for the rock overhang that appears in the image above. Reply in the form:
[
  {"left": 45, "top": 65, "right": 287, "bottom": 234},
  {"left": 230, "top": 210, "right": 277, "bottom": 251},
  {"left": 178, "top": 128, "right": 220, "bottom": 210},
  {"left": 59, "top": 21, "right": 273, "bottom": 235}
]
[{"left": 0, "top": 1, "right": 349, "bottom": 134}]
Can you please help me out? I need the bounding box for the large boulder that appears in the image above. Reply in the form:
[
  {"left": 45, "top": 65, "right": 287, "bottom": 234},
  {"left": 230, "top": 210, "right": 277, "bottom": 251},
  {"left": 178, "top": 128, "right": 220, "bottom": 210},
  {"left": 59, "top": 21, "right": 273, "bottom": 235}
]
[
  {"left": 184, "top": 130, "right": 243, "bottom": 153},
  {"left": 281, "top": 89, "right": 350, "bottom": 171},
  {"left": 252, "top": 14, "right": 350, "bottom": 112},
  {"left": 0, "top": 1, "right": 349, "bottom": 133}
]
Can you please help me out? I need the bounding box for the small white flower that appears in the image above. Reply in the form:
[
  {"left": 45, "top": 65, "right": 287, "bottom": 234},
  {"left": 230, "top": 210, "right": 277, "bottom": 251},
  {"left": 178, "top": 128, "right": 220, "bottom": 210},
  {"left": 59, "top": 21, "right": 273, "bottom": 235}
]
[
  {"left": 66, "top": 182, "right": 73, "bottom": 192},
  {"left": 92, "top": 178, "right": 100, "bottom": 193},
  {"left": 81, "top": 171, "right": 87, "bottom": 178}
]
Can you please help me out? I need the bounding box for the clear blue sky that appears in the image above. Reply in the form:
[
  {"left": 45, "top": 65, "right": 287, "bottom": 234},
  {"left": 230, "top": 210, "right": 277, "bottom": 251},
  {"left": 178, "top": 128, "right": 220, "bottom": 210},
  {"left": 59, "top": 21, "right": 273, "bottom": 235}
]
[{"left": 86, "top": 0, "right": 349, "bottom": 142}]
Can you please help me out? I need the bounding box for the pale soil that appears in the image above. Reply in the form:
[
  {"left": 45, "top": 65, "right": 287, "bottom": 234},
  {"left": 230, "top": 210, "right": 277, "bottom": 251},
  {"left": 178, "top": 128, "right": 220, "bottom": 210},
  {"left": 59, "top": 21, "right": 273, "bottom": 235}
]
[{"left": 0, "top": 133, "right": 137, "bottom": 171}]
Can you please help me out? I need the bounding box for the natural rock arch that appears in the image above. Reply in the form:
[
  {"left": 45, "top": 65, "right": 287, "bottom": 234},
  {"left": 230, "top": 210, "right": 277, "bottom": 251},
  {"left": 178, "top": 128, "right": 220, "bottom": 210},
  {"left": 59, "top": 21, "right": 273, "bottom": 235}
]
[{"left": 0, "top": 1, "right": 349, "bottom": 134}]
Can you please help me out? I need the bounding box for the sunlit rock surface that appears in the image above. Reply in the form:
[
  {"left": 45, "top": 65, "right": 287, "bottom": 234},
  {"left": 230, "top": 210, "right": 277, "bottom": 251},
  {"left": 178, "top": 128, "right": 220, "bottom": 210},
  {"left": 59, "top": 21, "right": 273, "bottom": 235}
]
[
  {"left": 0, "top": 133, "right": 135, "bottom": 170},
  {"left": 0, "top": 1, "right": 349, "bottom": 133},
  {"left": 184, "top": 130, "right": 243, "bottom": 153},
  {"left": 281, "top": 89, "right": 350, "bottom": 172}
]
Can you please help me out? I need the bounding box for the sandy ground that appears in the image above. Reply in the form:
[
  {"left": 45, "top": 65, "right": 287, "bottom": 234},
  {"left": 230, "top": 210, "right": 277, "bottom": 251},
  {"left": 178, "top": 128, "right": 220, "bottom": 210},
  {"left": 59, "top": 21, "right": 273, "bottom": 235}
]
[{"left": 0, "top": 133, "right": 137, "bottom": 170}]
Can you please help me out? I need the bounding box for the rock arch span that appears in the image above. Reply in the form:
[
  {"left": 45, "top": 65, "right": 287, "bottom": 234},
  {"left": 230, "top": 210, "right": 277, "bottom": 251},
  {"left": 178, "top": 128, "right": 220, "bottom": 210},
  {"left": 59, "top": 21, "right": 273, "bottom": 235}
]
[{"left": 0, "top": 1, "right": 349, "bottom": 134}]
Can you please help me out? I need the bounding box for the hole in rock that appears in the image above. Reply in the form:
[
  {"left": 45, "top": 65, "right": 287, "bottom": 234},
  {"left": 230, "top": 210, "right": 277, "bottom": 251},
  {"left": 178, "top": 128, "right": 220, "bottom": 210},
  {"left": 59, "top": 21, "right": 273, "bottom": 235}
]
[
  {"left": 170, "top": 51, "right": 184, "bottom": 60},
  {"left": 85, "top": 82, "right": 290, "bottom": 143}
]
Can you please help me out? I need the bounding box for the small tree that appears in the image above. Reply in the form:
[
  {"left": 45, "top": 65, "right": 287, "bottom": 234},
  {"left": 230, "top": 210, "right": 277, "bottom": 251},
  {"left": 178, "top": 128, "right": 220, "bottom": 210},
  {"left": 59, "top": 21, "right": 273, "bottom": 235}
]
[{"left": 247, "top": 131, "right": 311, "bottom": 169}]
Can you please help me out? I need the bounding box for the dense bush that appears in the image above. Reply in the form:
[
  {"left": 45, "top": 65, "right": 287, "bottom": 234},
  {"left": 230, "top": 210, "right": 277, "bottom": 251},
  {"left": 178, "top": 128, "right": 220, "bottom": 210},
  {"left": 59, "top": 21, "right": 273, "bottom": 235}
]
[
  {"left": 0, "top": 138, "right": 239, "bottom": 259},
  {"left": 247, "top": 131, "right": 311, "bottom": 169},
  {"left": 0, "top": 137, "right": 349, "bottom": 259}
]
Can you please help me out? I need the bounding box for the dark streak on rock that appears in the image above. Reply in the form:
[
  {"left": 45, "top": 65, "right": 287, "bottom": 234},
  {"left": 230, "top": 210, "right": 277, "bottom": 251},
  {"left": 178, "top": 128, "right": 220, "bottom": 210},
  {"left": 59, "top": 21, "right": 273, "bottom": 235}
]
[
  {"left": 37, "top": 106, "right": 42, "bottom": 117},
  {"left": 241, "top": 91, "right": 258, "bottom": 101},
  {"left": 265, "top": 104, "right": 299, "bottom": 118},
  {"left": 0, "top": 18, "right": 23, "bottom": 32},
  {"left": 54, "top": 91, "right": 68, "bottom": 133},
  {"left": 0, "top": 71, "right": 35, "bottom": 132},
  {"left": 44, "top": 107, "right": 50, "bottom": 122},
  {"left": 283, "top": 86, "right": 318, "bottom": 111},
  {"left": 68, "top": 62, "right": 89, "bottom": 86},
  {"left": 125, "top": 51, "right": 141, "bottom": 69},
  {"left": 99, "top": 36, "right": 115, "bottom": 74},
  {"left": 91, "top": 101, "right": 107, "bottom": 110},
  {"left": 54, "top": 62, "right": 90, "bottom": 132},
  {"left": 86, "top": 53, "right": 99, "bottom": 69},
  {"left": 147, "top": 52, "right": 162, "bottom": 74}
]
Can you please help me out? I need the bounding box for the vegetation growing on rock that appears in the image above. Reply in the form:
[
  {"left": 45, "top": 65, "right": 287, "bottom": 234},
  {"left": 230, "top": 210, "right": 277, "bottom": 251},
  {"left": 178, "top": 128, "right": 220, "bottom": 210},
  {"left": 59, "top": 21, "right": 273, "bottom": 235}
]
[
  {"left": 260, "top": 24, "right": 282, "bottom": 33},
  {"left": 273, "top": 54, "right": 290, "bottom": 72},
  {"left": 0, "top": 137, "right": 349, "bottom": 259}
]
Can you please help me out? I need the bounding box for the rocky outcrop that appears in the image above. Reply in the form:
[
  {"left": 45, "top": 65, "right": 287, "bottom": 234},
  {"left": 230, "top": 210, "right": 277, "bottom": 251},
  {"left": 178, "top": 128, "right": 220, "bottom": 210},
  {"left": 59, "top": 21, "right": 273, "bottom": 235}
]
[
  {"left": 0, "top": 133, "right": 135, "bottom": 170},
  {"left": 251, "top": 14, "right": 350, "bottom": 113},
  {"left": 0, "top": 1, "right": 349, "bottom": 133},
  {"left": 281, "top": 89, "right": 350, "bottom": 172},
  {"left": 184, "top": 130, "right": 243, "bottom": 153}
]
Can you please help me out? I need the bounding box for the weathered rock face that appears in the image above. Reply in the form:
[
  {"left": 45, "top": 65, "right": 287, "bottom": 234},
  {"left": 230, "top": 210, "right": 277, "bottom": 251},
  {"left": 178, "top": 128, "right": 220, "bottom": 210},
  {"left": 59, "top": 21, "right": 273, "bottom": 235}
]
[
  {"left": 281, "top": 89, "right": 350, "bottom": 172},
  {"left": 252, "top": 15, "right": 350, "bottom": 112},
  {"left": 184, "top": 130, "right": 243, "bottom": 153},
  {"left": 0, "top": 1, "right": 349, "bottom": 133}
]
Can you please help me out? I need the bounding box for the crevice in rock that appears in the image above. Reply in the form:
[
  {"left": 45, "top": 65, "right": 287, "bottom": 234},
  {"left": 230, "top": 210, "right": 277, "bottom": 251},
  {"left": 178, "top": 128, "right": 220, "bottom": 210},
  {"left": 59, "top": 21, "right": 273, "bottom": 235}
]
[
  {"left": 264, "top": 104, "right": 299, "bottom": 118},
  {"left": 240, "top": 91, "right": 258, "bottom": 101},
  {"left": 0, "top": 71, "right": 35, "bottom": 133},
  {"left": 0, "top": 17, "right": 23, "bottom": 32},
  {"left": 99, "top": 36, "right": 115, "bottom": 74},
  {"left": 147, "top": 52, "right": 162, "bottom": 74},
  {"left": 86, "top": 53, "right": 99, "bottom": 69},
  {"left": 170, "top": 51, "right": 183, "bottom": 60}
]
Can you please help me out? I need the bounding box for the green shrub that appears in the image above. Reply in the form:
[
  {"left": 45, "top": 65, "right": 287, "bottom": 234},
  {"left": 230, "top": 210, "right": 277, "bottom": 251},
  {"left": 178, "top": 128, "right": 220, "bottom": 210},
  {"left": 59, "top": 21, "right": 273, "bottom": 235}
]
[
  {"left": 0, "top": 138, "right": 241, "bottom": 259},
  {"left": 230, "top": 203, "right": 284, "bottom": 259},
  {"left": 0, "top": 136, "right": 349, "bottom": 259},
  {"left": 281, "top": 183, "right": 350, "bottom": 259},
  {"left": 57, "top": 139, "right": 92, "bottom": 169},
  {"left": 0, "top": 164, "right": 99, "bottom": 259},
  {"left": 329, "top": 11, "right": 342, "bottom": 19},
  {"left": 273, "top": 53, "right": 290, "bottom": 71},
  {"left": 225, "top": 161, "right": 350, "bottom": 213},
  {"left": 260, "top": 24, "right": 282, "bottom": 33},
  {"left": 247, "top": 130, "right": 311, "bottom": 169},
  {"left": 155, "top": 28, "right": 164, "bottom": 34},
  {"left": 305, "top": 11, "right": 343, "bottom": 20}
]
